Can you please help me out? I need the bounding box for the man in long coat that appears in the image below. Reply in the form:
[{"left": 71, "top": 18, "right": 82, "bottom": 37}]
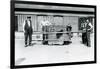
[{"left": 23, "top": 16, "right": 33, "bottom": 47}]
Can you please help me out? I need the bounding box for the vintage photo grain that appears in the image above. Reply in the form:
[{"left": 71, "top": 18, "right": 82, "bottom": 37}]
[{"left": 10, "top": 0, "right": 96, "bottom": 68}]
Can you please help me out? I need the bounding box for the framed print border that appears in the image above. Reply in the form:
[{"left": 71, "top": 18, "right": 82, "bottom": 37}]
[{"left": 10, "top": 0, "right": 97, "bottom": 69}]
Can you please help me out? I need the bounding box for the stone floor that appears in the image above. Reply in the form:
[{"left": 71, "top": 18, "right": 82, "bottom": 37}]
[{"left": 15, "top": 34, "right": 94, "bottom": 65}]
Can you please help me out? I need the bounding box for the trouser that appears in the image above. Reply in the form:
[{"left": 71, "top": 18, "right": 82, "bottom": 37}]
[
  {"left": 43, "top": 34, "right": 48, "bottom": 40},
  {"left": 82, "top": 32, "right": 87, "bottom": 44},
  {"left": 24, "top": 32, "right": 32, "bottom": 45},
  {"left": 42, "top": 26, "right": 48, "bottom": 45},
  {"left": 67, "top": 31, "right": 71, "bottom": 40},
  {"left": 86, "top": 32, "right": 91, "bottom": 46},
  {"left": 42, "top": 34, "right": 48, "bottom": 44}
]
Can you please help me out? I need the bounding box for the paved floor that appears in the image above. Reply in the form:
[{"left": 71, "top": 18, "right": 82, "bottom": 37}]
[{"left": 15, "top": 34, "right": 94, "bottom": 65}]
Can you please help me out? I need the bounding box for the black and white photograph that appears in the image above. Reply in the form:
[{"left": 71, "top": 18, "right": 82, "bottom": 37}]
[{"left": 10, "top": 0, "right": 96, "bottom": 68}]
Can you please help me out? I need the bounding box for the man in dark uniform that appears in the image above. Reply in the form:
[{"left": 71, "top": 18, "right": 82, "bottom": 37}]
[
  {"left": 23, "top": 16, "right": 33, "bottom": 47},
  {"left": 86, "top": 19, "right": 93, "bottom": 47},
  {"left": 82, "top": 22, "right": 87, "bottom": 44}
]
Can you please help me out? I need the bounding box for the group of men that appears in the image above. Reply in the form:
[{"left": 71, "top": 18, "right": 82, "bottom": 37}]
[
  {"left": 23, "top": 16, "right": 93, "bottom": 47},
  {"left": 82, "top": 19, "right": 93, "bottom": 47},
  {"left": 23, "top": 17, "right": 51, "bottom": 47}
]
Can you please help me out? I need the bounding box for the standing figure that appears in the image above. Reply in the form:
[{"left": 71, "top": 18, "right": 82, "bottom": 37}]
[
  {"left": 23, "top": 16, "right": 33, "bottom": 47},
  {"left": 86, "top": 19, "right": 93, "bottom": 47},
  {"left": 41, "top": 19, "right": 50, "bottom": 45},
  {"left": 82, "top": 22, "right": 87, "bottom": 44},
  {"left": 63, "top": 24, "right": 72, "bottom": 45},
  {"left": 66, "top": 24, "right": 72, "bottom": 40}
]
